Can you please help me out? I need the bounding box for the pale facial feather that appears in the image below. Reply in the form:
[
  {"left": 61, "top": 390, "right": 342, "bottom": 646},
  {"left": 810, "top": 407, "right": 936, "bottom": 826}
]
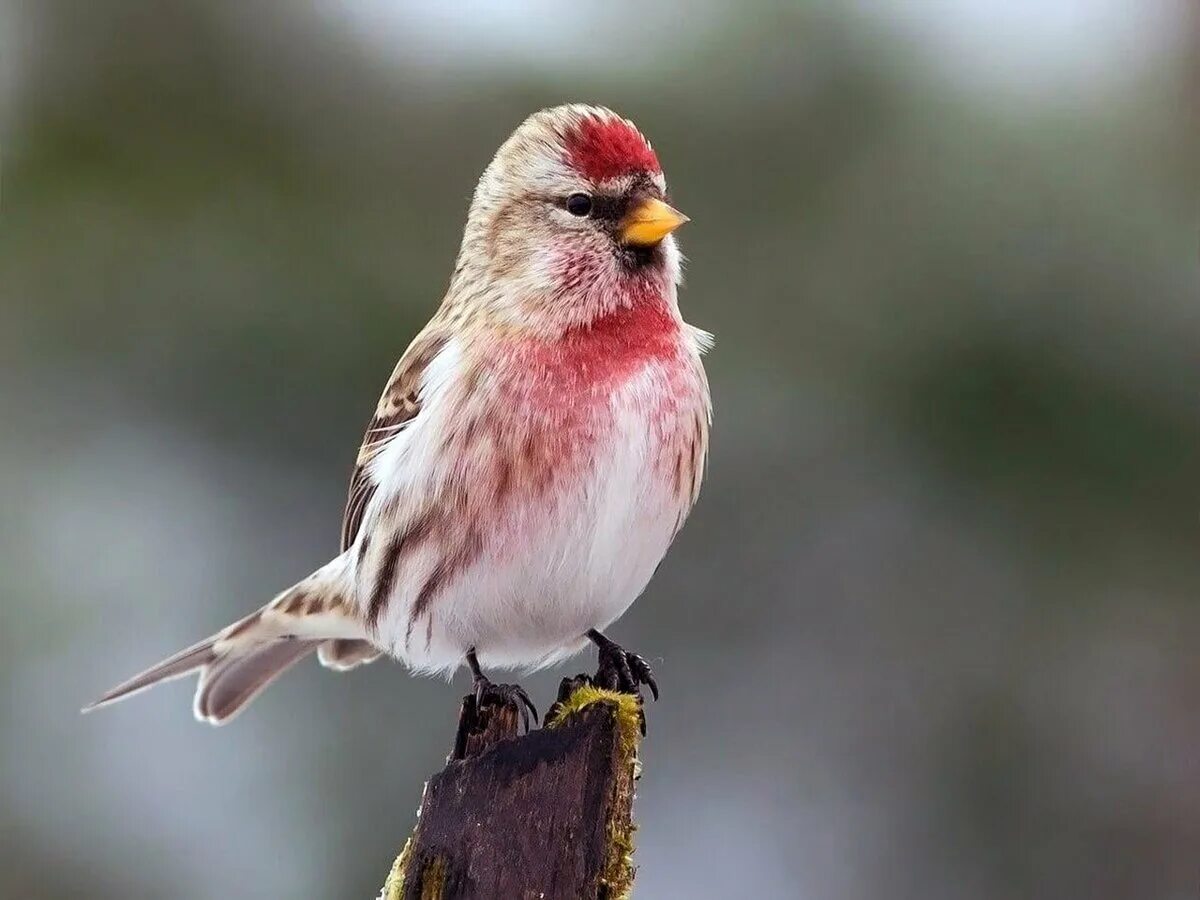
[{"left": 448, "top": 105, "right": 679, "bottom": 337}]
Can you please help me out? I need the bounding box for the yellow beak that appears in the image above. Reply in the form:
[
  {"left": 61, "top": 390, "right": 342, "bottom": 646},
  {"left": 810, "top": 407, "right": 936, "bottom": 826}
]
[{"left": 618, "top": 198, "right": 689, "bottom": 247}]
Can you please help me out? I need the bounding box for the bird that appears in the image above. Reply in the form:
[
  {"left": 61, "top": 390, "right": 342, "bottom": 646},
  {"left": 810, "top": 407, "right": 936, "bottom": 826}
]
[{"left": 84, "top": 104, "right": 712, "bottom": 727}]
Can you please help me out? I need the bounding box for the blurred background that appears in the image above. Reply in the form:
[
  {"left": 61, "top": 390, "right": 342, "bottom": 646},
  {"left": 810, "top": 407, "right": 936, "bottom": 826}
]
[{"left": 2, "top": 1, "right": 1198, "bottom": 897}]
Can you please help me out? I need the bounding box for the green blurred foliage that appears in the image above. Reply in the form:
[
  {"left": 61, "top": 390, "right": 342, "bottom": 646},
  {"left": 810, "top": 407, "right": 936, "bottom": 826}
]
[{"left": 2, "top": 2, "right": 1198, "bottom": 898}]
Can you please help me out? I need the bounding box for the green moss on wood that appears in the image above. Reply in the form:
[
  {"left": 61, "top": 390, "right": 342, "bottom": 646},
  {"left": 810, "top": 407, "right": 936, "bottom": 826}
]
[
  {"left": 545, "top": 684, "right": 643, "bottom": 760},
  {"left": 380, "top": 836, "right": 411, "bottom": 900},
  {"left": 380, "top": 839, "right": 445, "bottom": 900},
  {"left": 418, "top": 856, "right": 445, "bottom": 900},
  {"left": 547, "top": 685, "right": 643, "bottom": 900}
]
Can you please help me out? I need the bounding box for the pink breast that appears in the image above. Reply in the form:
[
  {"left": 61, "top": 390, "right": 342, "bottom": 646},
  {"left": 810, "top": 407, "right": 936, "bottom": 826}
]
[
  {"left": 519, "top": 299, "right": 681, "bottom": 392},
  {"left": 473, "top": 297, "right": 682, "bottom": 479},
  {"left": 446, "top": 321, "right": 701, "bottom": 566}
]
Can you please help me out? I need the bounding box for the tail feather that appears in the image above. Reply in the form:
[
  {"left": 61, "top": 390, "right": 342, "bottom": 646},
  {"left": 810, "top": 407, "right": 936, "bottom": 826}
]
[
  {"left": 84, "top": 555, "right": 378, "bottom": 724},
  {"left": 193, "top": 638, "right": 322, "bottom": 724},
  {"left": 318, "top": 638, "right": 381, "bottom": 671},
  {"left": 82, "top": 637, "right": 218, "bottom": 712}
]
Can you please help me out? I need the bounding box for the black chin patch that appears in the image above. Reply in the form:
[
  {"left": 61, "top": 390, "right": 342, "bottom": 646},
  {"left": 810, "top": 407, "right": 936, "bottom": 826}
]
[{"left": 619, "top": 242, "right": 663, "bottom": 271}]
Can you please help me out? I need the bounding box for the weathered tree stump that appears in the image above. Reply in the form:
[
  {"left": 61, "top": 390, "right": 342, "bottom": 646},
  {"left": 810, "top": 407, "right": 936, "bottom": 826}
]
[{"left": 380, "top": 684, "right": 643, "bottom": 900}]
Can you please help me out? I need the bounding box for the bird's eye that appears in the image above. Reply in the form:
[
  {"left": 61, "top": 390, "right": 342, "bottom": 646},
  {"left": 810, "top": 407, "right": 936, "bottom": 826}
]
[{"left": 566, "top": 193, "right": 593, "bottom": 217}]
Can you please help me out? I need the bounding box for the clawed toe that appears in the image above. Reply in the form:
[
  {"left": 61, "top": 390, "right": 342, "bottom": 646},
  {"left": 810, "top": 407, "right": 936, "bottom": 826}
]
[
  {"left": 591, "top": 637, "right": 659, "bottom": 701},
  {"left": 625, "top": 653, "right": 659, "bottom": 701},
  {"left": 586, "top": 630, "right": 659, "bottom": 736},
  {"left": 474, "top": 677, "right": 539, "bottom": 734}
]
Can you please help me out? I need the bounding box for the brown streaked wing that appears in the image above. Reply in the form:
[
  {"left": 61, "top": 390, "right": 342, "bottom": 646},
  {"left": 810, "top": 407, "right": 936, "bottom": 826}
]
[{"left": 339, "top": 328, "right": 448, "bottom": 552}]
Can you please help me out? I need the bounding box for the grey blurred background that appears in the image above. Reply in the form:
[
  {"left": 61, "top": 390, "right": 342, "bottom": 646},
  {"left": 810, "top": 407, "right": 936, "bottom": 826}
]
[{"left": 2, "top": 2, "right": 1198, "bottom": 898}]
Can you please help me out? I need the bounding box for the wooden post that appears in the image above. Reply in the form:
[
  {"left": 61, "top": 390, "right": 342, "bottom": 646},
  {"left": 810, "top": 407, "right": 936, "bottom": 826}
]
[{"left": 380, "top": 683, "right": 644, "bottom": 900}]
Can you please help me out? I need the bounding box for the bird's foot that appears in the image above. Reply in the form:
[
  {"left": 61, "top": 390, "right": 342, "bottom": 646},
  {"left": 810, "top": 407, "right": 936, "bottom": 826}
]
[
  {"left": 451, "top": 673, "right": 539, "bottom": 760},
  {"left": 473, "top": 675, "right": 539, "bottom": 735},
  {"left": 552, "top": 630, "right": 658, "bottom": 736},
  {"left": 589, "top": 630, "right": 659, "bottom": 702}
]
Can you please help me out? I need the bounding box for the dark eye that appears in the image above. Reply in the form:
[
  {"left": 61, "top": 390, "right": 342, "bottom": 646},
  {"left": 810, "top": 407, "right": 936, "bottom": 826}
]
[{"left": 566, "top": 193, "right": 593, "bottom": 217}]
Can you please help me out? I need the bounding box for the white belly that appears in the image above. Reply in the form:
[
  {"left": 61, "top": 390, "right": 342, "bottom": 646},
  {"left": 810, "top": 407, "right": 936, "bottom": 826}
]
[
  {"left": 436, "top": 401, "right": 682, "bottom": 672},
  {"left": 365, "top": 366, "right": 697, "bottom": 675}
]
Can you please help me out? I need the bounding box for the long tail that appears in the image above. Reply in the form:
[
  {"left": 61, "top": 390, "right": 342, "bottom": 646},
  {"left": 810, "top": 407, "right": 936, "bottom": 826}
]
[{"left": 83, "top": 556, "right": 378, "bottom": 724}]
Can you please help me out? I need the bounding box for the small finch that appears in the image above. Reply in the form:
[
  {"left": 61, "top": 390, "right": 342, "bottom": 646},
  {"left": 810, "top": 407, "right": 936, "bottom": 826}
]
[{"left": 86, "top": 105, "right": 711, "bottom": 726}]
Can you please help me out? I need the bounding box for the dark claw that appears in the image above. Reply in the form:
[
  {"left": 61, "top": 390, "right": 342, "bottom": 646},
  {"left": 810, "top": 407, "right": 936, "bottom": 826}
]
[
  {"left": 609, "top": 651, "right": 634, "bottom": 693},
  {"left": 523, "top": 691, "right": 538, "bottom": 726},
  {"left": 628, "top": 654, "right": 659, "bottom": 702},
  {"left": 593, "top": 636, "right": 659, "bottom": 702},
  {"left": 473, "top": 677, "right": 539, "bottom": 733}
]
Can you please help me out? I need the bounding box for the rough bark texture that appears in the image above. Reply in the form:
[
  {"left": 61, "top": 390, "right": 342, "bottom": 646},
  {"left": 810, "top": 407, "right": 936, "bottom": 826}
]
[{"left": 381, "top": 685, "right": 642, "bottom": 900}]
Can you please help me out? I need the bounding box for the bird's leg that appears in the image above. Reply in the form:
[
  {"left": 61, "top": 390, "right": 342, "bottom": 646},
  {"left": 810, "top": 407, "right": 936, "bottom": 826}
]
[
  {"left": 465, "top": 648, "right": 538, "bottom": 733},
  {"left": 546, "top": 633, "right": 660, "bottom": 733},
  {"left": 586, "top": 629, "right": 659, "bottom": 701}
]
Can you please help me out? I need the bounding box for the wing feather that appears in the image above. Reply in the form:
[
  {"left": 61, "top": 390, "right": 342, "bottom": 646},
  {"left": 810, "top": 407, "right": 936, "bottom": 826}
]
[{"left": 339, "top": 327, "right": 449, "bottom": 551}]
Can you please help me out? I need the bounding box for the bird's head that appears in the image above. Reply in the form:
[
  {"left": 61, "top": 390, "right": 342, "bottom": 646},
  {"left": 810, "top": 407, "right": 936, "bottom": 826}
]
[{"left": 452, "top": 105, "right": 688, "bottom": 334}]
